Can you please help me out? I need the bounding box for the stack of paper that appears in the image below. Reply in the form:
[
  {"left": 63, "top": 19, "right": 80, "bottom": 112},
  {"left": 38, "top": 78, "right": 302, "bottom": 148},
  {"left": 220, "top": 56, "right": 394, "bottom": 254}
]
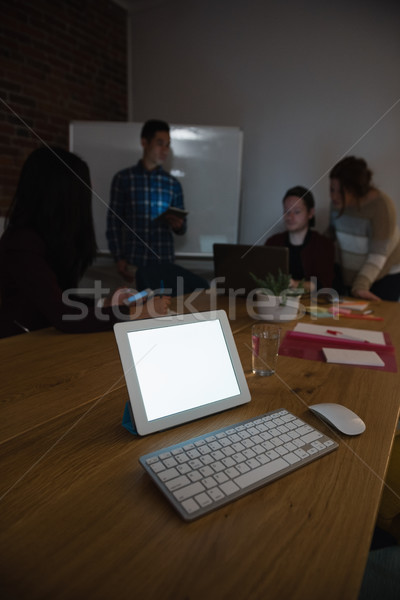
[
  {"left": 322, "top": 348, "right": 385, "bottom": 367},
  {"left": 337, "top": 299, "right": 369, "bottom": 312}
]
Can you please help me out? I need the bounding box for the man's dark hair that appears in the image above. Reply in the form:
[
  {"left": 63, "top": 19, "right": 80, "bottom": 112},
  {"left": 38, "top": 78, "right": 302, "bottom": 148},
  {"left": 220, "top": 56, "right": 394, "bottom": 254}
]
[{"left": 141, "top": 120, "right": 170, "bottom": 142}]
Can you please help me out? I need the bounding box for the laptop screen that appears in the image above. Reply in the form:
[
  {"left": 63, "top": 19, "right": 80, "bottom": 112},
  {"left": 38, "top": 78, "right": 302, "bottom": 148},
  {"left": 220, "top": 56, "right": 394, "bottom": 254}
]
[
  {"left": 114, "top": 310, "right": 251, "bottom": 435},
  {"left": 213, "top": 243, "right": 289, "bottom": 295}
]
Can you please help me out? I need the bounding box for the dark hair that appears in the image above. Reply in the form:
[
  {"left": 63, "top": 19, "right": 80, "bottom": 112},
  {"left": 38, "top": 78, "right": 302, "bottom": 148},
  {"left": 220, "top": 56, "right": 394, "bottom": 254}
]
[
  {"left": 283, "top": 185, "right": 315, "bottom": 227},
  {"left": 329, "top": 156, "right": 373, "bottom": 198},
  {"left": 7, "top": 146, "right": 97, "bottom": 289},
  {"left": 141, "top": 119, "right": 170, "bottom": 142}
]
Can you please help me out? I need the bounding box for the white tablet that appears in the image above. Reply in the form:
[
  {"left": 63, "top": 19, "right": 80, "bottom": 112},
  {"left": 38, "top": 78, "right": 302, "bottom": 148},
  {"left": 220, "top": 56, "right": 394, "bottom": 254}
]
[{"left": 113, "top": 310, "right": 251, "bottom": 435}]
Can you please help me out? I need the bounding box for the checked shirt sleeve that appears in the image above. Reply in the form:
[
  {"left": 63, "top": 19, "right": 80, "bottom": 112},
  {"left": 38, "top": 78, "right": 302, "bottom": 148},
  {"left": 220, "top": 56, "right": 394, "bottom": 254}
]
[
  {"left": 106, "top": 172, "right": 128, "bottom": 261},
  {"left": 171, "top": 178, "right": 187, "bottom": 235}
]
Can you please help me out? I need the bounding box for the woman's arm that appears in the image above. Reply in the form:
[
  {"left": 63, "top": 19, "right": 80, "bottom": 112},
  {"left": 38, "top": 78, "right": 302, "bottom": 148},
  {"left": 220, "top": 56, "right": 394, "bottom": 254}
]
[{"left": 351, "top": 192, "right": 399, "bottom": 296}]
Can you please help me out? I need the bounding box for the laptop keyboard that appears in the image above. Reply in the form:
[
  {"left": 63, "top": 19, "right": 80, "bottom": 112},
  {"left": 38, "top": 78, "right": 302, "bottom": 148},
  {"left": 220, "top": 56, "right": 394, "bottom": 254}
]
[{"left": 139, "top": 408, "right": 338, "bottom": 520}]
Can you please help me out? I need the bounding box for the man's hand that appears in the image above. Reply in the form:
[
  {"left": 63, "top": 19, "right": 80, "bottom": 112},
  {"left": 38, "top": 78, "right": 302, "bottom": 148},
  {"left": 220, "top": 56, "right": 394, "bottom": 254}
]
[
  {"left": 163, "top": 214, "right": 184, "bottom": 231},
  {"left": 131, "top": 295, "right": 172, "bottom": 320},
  {"left": 116, "top": 259, "right": 135, "bottom": 282}
]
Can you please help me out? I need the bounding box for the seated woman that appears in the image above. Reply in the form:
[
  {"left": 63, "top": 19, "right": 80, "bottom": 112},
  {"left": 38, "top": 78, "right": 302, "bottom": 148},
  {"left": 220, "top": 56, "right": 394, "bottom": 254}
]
[
  {"left": 0, "top": 147, "right": 169, "bottom": 338},
  {"left": 329, "top": 156, "right": 400, "bottom": 301},
  {"left": 265, "top": 185, "right": 334, "bottom": 291}
]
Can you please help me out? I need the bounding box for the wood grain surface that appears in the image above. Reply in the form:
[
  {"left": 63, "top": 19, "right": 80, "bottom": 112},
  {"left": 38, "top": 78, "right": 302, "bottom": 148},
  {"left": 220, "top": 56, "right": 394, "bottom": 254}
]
[{"left": 1, "top": 294, "right": 399, "bottom": 600}]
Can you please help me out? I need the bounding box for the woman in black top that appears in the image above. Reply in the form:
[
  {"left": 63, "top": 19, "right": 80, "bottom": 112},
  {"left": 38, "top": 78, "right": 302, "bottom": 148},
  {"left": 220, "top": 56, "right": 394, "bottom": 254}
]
[{"left": 0, "top": 146, "right": 169, "bottom": 338}]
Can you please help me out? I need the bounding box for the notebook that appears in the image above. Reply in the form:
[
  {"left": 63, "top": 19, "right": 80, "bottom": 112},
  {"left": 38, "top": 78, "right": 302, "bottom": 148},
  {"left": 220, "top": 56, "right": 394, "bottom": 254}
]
[
  {"left": 113, "top": 310, "right": 251, "bottom": 435},
  {"left": 213, "top": 243, "right": 289, "bottom": 295}
]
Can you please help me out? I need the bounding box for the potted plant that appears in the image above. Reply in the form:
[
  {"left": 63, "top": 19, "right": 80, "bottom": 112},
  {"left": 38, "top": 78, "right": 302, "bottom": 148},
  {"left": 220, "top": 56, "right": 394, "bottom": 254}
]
[{"left": 249, "top": 270, "right": 304, "bottom": 321}]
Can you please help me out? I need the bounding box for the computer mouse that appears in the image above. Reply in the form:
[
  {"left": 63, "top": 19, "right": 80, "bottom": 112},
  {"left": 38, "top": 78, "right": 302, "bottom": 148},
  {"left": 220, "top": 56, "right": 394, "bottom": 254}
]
[{"left": 309, "top": 403, "right": 366, "bottom": 436}]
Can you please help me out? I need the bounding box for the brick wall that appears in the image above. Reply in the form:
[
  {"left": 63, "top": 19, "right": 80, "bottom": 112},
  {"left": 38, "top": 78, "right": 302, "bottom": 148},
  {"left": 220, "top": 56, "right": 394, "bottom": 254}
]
[{"left": 0, "top": 0, "right": 127, "bottom": 216}]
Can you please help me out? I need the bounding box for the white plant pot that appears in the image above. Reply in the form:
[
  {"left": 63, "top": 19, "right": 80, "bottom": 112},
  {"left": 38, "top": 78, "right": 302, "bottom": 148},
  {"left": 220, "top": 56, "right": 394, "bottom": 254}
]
[{"left": 254, "top": 292, "right": 301, "bottom": 322}]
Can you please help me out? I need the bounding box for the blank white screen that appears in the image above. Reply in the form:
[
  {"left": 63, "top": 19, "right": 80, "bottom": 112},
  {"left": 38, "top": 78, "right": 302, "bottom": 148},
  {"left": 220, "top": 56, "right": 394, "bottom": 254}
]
[{"left": 127, "top": 320, "right": 240, "bottom": 421}]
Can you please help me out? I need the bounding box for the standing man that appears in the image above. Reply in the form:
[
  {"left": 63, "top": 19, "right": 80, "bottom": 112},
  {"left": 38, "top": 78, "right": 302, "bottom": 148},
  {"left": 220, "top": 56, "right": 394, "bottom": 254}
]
[{"left": 106, "top": 119, "right": 187, "bottom": 283}]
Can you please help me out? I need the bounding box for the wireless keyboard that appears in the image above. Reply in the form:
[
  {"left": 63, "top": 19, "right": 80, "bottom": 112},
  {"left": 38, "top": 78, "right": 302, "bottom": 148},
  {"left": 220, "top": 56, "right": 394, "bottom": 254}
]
[{"left": 139, "top": 408, "right": 338, "bottom": 521}]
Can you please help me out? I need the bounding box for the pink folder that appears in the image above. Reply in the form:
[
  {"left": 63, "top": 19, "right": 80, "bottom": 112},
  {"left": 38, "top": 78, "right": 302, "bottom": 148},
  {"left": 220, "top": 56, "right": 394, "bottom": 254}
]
[{"left": 279, "top": 330, "right": 397, "bottom": 372}]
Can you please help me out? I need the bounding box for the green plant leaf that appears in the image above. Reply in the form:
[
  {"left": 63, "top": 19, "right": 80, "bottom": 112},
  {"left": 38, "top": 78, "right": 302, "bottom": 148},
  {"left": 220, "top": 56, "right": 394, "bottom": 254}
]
[{"left": 250, "top": 269, "right": 292, "bottom": 296}]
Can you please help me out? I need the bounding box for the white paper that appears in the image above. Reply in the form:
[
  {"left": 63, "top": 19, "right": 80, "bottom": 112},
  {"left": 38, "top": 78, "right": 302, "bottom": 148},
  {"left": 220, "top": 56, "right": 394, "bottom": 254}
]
[
  {"left": 293, "top": 323, "right": 386, "bottom": 345},
  {"left": 322, "top": 347, "right": 385, "bottom": 367},
  {"left": 338, "top": 300, "right": 369, "bottom": 311}
]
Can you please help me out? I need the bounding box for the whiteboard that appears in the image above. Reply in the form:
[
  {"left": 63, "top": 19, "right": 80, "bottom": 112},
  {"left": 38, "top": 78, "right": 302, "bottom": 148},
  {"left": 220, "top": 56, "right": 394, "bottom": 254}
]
[{"left": 69, "top": 122, "right": 243, "bottom": 256}]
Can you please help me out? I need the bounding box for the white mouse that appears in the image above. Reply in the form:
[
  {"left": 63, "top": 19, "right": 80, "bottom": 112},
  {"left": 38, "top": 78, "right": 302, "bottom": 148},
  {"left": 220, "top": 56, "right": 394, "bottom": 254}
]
[{"left": 309, "top": 403, "right": 366, "bottom": 436}]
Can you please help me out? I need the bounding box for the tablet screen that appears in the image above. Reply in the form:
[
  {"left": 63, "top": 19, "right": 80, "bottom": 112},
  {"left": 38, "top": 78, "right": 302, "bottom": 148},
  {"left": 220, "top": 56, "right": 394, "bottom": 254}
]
[{"left": 127, "top": 319, "right": 240, "bottom": 421}]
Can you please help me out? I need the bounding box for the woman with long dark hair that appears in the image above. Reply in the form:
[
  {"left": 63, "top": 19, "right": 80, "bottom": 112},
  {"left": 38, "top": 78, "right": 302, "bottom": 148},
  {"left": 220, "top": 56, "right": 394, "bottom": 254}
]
[
  {"left": 329, "top": 156, "right": 400, "bottom": 301},
  {"left": 0, "top": 147, "right": 169, "bottom": 338}
]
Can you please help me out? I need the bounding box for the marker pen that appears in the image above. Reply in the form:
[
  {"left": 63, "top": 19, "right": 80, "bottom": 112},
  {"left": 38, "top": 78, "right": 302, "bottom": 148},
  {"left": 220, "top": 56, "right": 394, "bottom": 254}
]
[{"left": 123, "top": 289, "right": 154, "bottom": 306}]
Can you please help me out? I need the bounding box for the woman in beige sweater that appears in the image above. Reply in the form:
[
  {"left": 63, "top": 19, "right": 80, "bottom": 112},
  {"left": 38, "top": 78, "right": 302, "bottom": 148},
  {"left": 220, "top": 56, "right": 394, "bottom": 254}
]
[{"left": 329, "top": 156, "right": 400, "bottom": 301}]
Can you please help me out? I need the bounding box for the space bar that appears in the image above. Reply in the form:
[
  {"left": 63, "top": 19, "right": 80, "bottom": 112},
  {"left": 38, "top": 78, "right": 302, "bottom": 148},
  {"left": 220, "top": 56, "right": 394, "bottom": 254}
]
[{"left": 235, "top": 458, "right": 289, "bottom": 489}]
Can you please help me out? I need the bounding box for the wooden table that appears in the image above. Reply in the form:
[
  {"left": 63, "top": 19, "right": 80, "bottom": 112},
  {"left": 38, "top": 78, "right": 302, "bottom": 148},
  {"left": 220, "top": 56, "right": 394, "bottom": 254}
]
[{"left": 1, "top": 293, "right": 399, "bottom": 600}]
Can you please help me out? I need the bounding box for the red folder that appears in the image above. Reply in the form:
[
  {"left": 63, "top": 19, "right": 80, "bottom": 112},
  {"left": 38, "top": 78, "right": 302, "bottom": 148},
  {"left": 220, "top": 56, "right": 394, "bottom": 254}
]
[{"left": 279, "top": 330, "right": 397, "bottom": 372}]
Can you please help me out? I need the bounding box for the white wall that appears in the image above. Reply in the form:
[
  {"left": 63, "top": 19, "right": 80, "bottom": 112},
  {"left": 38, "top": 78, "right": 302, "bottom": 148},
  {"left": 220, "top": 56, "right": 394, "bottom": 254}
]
[{"left": 127, "top": 0, "right": 400, "bottom": 245}]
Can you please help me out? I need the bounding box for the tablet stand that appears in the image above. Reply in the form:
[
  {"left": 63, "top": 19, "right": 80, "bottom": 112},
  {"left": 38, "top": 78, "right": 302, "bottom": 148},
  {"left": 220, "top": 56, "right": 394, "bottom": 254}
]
[{"left": 122, "top": 402, "right": 138, "bottom": 435}]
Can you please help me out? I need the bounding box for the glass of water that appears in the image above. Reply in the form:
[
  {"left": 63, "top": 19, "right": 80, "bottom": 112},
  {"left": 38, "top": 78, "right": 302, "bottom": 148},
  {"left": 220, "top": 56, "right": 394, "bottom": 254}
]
[{"left": 251, "top": 324, "right": 281, "bottom": 376}]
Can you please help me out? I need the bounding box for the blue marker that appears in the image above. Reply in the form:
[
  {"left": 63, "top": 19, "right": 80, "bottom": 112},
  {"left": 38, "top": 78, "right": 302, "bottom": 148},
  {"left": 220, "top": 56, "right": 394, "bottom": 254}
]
[{"left": 123, "top": 289, "right": 154, "bottom": 306}]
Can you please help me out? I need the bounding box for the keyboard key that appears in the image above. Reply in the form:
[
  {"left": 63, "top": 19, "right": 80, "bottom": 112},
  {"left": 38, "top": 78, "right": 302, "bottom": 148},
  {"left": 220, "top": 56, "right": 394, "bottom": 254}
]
[
  {"left": 163, "top": 457, "right": 178, "bottom": 468},
  {"left": 188, "top": 470, "right": 202, "bottom": 482},
  {"left": 187, "top": 449, "right": 201, "bottom": 459},
  {"left": 214, "top": 472, "right": 229, "bottom": 484},
  {"left": 302, "top": 431, "right": 323, "bottom": 444},
  {"left": 199, "top": 465, "right": 214, "bottom": 477},
  {"left": 202, "top": 477, "right": 217, "bottom": 489},
  {"left": 173, "top": 482, "right": 205, "bottom": 501},
  {"left": 149, "top": 461, "right": 165, "bottom": 473},
  {"left": 211, "top": 461, "right": 225, "bottom": 473},
  {"left": 211, "top": 450, "right": 225, "bottom": 461},
  {"left": 165, "top": 475, "right": 191, "bottom": 491},
  {"left": 159, "top": 452, "right": 171, "bottom": 460},
  {"left": 171, "top": 448, "right": 183, "bottom": 456},
  {"left": 177, "top": 463, "right": 192, "bottom": 475},
  {"left": 285, "top": 453, "right": 301, "bottom": 464},
  {"left": 195, "top": 493, "right": 213, "bottom": 507},
  {"left": 225, "top": 466, "right": 240, "bottom": 478},
  {"left": 182, "top": 498, "right": 199, "bottom": 514},
  {"left": 222, "top": 457, "right": 236, "bottom": 468},
  {"left": 175, "top": 454, "right": 190, "bottom": 464},
  {"left": 235, "top": 458, "right": 289, "bottom": 489},
  {"left": 220, "top": 481, "right": 240, "bottom": 495},
  {"left": 232, "top": 452, "right": 246, "bottom": 463},
  {"left": 236, "top": 462, "right": 250, "bottom": 474},
  {"left": 295, "top": 449, "right": 309, "bottom": 459},
  {"left": 208, "top": 487, "right": 225, "bottom": 501},
  {"left": 159, "top": 467, "right": 179, "bottom": 482}
]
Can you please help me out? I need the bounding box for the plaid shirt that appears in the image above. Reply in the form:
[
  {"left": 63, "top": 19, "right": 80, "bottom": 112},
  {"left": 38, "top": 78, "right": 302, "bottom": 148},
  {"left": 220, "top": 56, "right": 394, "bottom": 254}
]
[{"left": 106, "top": 161, "right": 186, "bottom": 266}]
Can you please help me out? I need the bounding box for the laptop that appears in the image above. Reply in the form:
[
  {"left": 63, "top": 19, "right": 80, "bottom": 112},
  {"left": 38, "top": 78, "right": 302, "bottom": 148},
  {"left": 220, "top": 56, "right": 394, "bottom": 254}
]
[
  {"left": 114, "top": 310, "right": 251, "bottom": 435},
  {"left": 213, "top": 243, "right": 289, "bottom": 295}
]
